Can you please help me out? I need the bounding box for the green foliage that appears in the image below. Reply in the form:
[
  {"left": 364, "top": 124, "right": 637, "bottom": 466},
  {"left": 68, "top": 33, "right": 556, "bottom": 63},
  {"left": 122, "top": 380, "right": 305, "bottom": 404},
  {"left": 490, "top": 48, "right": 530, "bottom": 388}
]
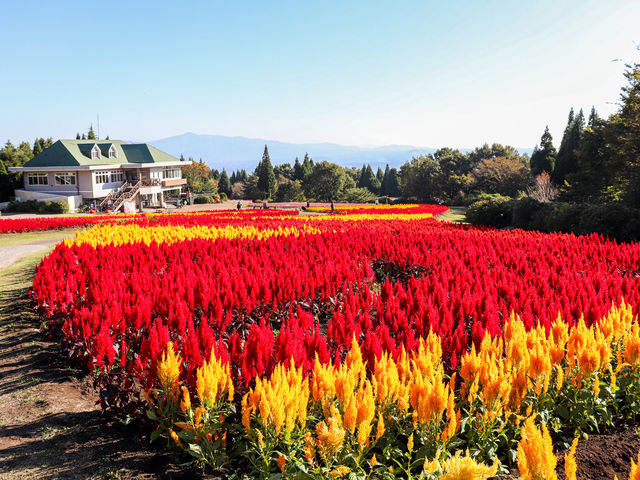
[
  {"left": 218, "top": 169, "right": 232, "bottom": 198},
  {"left": 7, "top": 199, "right": 69, "bottom": 213},
  {"left": 530, "top": 126, "right": 557, "bottom": 176},
  {"left": 512, "top": 197, "right": 542, "bottom": 228},
  {"left": 341, "top": 187, "right": 377, "bottom": 203},
  {"left": 301, "top": 153, "right": 313, "bottom": 179},
  {"left": 256, "top": 145, "right": 277, "bottom": 200},
  {"left": 472, "top": 156, "right": 532, "bottom": 198},
  {"left": 193, "top": 195, "right": 215, "bottom": 204},
  {"left": 275, "top": 179, "right": 305, "bottom": 202},
  {"left": 399, "top": 154, "right": 443, "bottom": 201},
  {"left": 465, "top": 196, "right": 513, "bottom": 228},
  {"left": 357, "top": 164, "right": 381, "bottom": 194},
  {"left": 87, "top": 125, "right": 96, "bottom": 139},
  {"left": 304, "top": 161, "right": 346, "bottom": 201},
  {"left": 552, "top": 109, "right": 585, "bottom": 185}
]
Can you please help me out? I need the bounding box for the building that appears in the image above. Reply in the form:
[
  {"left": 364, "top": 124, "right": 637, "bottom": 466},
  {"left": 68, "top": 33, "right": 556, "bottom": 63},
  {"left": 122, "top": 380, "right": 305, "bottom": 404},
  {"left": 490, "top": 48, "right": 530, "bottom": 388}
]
[{"left": 8, "top": 139, "right": 189, "bottom": 212}]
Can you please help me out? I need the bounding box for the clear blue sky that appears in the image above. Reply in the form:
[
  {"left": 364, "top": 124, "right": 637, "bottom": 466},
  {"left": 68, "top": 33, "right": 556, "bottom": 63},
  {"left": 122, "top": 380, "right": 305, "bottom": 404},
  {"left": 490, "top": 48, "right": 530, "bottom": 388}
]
[{"left": 2, "top": 0, "right": 639, "bottom": 150}]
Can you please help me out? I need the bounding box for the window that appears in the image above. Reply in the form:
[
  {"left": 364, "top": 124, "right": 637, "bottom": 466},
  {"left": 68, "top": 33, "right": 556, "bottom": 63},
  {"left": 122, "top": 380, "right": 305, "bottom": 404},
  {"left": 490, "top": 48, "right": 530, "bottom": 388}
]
[
  {"left": 55, "top": 172, "right": 76, "bottom": 185},
  {"left": 110, "top": 170, "right": 124, "bottom": 183},
  {"left": 27, "top": 173, "right": 48, "bottom": 185},
  {"left": 109, "top": 145, "right": 117, "bottom": 158},
  {"left": 95, "top": 170, "right": 110, "bottom": 184},
  {"left": 91, "top": 145, "right": 101, "bottom": 159},
  {"left": 162, "top": 167, "right": 181, "bottom": 179}
]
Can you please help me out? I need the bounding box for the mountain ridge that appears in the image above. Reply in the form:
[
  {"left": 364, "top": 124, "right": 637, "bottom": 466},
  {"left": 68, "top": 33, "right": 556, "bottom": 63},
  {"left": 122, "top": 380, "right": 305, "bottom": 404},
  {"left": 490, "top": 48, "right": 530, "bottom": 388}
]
[{"left": 147, "top": 132, "right": 534, "bottom": 172}]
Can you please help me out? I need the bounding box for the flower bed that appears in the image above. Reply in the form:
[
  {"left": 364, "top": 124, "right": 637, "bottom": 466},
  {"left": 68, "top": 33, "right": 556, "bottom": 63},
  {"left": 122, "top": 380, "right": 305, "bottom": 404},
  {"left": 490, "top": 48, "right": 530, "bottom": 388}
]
[{"left": 30, "top": 207, "right": 640, "bottom": 478}]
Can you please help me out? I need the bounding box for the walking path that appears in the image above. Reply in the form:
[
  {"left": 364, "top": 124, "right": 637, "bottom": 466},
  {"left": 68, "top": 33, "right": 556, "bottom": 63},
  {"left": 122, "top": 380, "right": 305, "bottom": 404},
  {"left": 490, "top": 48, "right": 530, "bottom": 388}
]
[{"left": 0, "top": 236, "right": 69, "bottom": 271}]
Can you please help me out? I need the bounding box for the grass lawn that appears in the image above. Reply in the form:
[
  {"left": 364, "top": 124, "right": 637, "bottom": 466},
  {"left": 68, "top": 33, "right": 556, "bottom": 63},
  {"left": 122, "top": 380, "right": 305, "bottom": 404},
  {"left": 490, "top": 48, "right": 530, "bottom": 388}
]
[
  {"left": 437, "top": 206, "right": 467, "bottom": 223},
  {"left": 0, "top": 229, "right": 78, "bottom": 248}
]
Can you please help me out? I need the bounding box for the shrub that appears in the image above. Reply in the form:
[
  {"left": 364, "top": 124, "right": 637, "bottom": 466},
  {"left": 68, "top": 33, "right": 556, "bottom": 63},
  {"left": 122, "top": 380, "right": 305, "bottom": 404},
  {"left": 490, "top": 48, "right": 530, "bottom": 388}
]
[
  {"left": 512, "top": 197, "right": 543, "bottom": 228},
  {"left": 6, "top": 199, "right": 69, "bottom": 214},
  {"left": 465, "top": 196, "right": 513, "bottom": 228},
  {"left": 219, "top": 192, "right": 228, "bottom": 201},
  {"left": 194, "top": 196, "right": 214, "bottom": 204}
]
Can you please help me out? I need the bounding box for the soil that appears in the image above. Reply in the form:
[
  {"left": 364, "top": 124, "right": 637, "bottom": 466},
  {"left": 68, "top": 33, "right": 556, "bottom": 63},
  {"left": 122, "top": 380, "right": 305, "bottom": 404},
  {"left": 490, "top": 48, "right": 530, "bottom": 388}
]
[
  {"left": 0, "top": 239, "right": 639, "bottom": 480},
  {"left": 0, "top": 251, "right": 212, "bottom": 479}
]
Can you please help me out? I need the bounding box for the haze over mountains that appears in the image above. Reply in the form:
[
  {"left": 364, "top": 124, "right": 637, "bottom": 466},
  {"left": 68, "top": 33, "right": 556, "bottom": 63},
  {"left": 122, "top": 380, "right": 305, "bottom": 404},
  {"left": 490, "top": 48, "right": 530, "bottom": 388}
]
[{"left": 148, "top": 132, "right": 534, "bottom": 171}]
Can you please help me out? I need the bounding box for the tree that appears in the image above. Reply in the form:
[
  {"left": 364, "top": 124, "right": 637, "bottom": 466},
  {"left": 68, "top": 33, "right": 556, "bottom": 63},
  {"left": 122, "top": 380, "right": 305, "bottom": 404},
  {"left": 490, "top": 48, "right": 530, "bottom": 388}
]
[
  {"left": 399, "top": 155, "right": 443, "bottom": 201},
  {"left": 219, "top": 169, "right": 232, "bottom": 197},
  {"left": 76, "top": 133, "right": 81, "bottom": 140},
  {"left": 357, "top": 164, "right": 380, "bottom": 194},
  {"left": 376, "top": 167, "right": 384, "bottom": 185},
  {"left": 473, "top": 156, "right": 532, "bottom": 197},
  {"left": 81, "top": 134, "right": 86, "bottom": 140},
  {"left": 256, "top": 145, "right": 277, "bottom": 199},
  {"left": 275, "top": 179, "right": 306, "bottom": 202},
  {"left": 552, "top": 109, "right": 584, "bottom": 184},
  {"left": 33, "top": 138, "right": 43, "bottom": 156},
  {"left": 87, "top": 125, "right": 96, "bottom": 140},
  {"left": 305, "top": 161, "right": 346, "bottom": 201},
  {"left": 274, "top": 162, "right": 294, "bottom": 181},
  {"left": 179, "top": 154, "right": 185, "bottom": 162},
  {"left": 530, "top": 126, "right": 557, "bottom": 176},
  {"left": 301, "top": 153, "right": 313, "bottom": 178},
  {"left": 293, "top": 157, "right": 304, "bottom": 180}
]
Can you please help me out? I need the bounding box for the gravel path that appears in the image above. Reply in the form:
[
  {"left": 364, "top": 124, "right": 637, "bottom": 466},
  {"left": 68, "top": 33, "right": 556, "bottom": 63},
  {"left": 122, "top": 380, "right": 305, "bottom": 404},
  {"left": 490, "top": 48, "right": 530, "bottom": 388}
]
[{"left": 0, "top": 237, "right": 68, "bottom": 271}]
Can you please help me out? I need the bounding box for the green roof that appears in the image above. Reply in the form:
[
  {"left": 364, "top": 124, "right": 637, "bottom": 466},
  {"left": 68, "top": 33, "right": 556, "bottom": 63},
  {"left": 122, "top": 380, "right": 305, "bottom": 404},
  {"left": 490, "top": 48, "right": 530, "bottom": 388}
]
[{"left": 22, "top": 139, "right": 180, "bottom": 167}]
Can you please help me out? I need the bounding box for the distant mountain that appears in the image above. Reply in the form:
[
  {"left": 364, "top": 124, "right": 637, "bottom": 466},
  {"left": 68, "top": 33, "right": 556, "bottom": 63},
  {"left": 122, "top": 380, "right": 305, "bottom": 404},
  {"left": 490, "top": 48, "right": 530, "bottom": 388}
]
[{"left": 148, "top": 132, "right": 533, "bottom": 172}]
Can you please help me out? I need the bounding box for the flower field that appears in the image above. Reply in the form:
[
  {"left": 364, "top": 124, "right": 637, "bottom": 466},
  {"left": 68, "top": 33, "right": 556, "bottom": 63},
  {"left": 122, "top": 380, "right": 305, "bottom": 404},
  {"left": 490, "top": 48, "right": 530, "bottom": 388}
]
[{"left": 21, "top": 204, "right": 640, "bottom": 478}]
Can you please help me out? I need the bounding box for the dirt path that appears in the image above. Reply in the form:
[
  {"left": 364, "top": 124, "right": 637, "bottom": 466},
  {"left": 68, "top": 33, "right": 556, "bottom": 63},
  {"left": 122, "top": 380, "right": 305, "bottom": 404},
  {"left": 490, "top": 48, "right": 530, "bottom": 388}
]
[
  {"left": 0, "top": 236, "right": 69, "bottom": 270},
  {"left": 0, "top": 251, "right": 207, "bottom": 480}
]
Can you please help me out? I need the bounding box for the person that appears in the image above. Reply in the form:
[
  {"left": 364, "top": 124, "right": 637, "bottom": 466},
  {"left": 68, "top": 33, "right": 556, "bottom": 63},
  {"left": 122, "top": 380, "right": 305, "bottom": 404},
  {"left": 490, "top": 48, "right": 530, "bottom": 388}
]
[
  {"left": 375, "top": 199, "right": 379, "bottom": 205},
  {"left": 263, "top": 201, "right": 268, "bottom": 210},
  {"left": 236, "top": 201, "right": 242, "bottom": 211},
  {"left": 330, "top": 200, "right": 334, "bottom": 213},
  {"left": 90, "top": 201, "right": 95, "bottom": 213},
  {"left": 107, "top": 199, "right": 113, "bottom": 210},
  {"left": 186, "top": 191, "right": 192, "bottom": 205},
  {"left": 306, "top": 201, "right": 310, "bottom": 208}
]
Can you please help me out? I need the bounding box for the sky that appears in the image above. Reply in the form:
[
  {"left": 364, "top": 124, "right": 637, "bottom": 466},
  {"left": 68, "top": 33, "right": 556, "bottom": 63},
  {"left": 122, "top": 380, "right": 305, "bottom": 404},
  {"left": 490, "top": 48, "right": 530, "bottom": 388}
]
[{"left": 1, "top": 0, "right": 639, "bottom": 150}]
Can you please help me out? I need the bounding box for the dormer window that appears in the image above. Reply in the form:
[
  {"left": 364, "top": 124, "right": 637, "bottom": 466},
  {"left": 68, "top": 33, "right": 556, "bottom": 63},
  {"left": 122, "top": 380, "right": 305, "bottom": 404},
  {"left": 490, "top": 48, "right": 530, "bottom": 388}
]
[
  {"left": 108, "top": 145, "right": 117, "bottom": 159},
  {"left": 91, "top": 145, "right": 101, "bottom": 159}
]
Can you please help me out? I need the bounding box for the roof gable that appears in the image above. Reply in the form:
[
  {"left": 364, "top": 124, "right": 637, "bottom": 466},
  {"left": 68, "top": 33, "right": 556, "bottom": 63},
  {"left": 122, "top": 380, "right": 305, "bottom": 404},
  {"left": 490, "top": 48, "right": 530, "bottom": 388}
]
[{"left": 22, "top": 139, "right": 178, "bottom": 167}]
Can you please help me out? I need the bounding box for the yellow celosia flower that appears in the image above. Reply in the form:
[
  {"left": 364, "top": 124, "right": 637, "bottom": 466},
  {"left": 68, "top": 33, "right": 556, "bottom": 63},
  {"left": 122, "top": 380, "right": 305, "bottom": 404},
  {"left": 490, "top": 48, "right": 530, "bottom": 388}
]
[
  {"left": 316, "top": 413, "right": 345, "bottom": 460},
  {"left": 196, "top": 349, "right": 234, "bottom": 406},
  {"left": 440, "top": 450, "right": 498, "bottom": 480},
  {"left": 564, "top": 437, "right": 578, "bottom": 480},
  {"left": 180, "top": 386, "right": 191, "bottom": 412},
  {"left": 330, "top": 466, "right": 350, "bottom": 478},
  {"left": 371, "top": 454, "right": 378, "bottom": 467},
  {"left": 157, "top": 342, "right": 181, "bottom": 394},
  {"left": 517, "top": 417, "right": 557, "bottom": 480}
]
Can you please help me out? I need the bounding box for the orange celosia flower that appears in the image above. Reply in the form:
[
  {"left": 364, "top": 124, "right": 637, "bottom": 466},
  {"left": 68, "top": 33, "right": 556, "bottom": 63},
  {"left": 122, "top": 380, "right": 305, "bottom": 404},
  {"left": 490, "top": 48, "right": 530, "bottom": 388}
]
[
  {"left": 564, "top": 437, "right": 578, "bottom": 480},
  {"left": 517, "top": 417, "right": 557, "bottom": 480},
  {"left": 157, "top": 342, "right": 181, "bottom": 395}
]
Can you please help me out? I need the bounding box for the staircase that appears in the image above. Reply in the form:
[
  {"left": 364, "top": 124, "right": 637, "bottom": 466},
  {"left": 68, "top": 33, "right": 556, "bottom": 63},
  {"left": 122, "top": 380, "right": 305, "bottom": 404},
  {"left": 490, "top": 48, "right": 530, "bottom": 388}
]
[{"left": 98, "top": 181, "right": 142, "bottom": 212}]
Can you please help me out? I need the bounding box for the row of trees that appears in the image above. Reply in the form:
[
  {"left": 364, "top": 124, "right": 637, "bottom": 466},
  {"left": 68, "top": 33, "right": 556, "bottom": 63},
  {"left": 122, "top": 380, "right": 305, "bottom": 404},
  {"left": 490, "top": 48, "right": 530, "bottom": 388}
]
[
  {"left": 528, "top": 62, "right": 640, "bottom": 208},
  {"left": 0, "top": 138, "right": 55, "bottom": 202}
]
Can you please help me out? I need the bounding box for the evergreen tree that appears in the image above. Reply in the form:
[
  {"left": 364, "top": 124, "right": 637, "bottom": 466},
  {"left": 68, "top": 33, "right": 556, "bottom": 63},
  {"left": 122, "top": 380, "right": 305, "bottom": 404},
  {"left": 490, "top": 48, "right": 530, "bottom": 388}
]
[
  {"left": 238, "top": 169, "right": 249, "bottom": 183},
  {"left": 179, "top": 154, "right": 185, "bottom": 162},
  {"left": 301, "top": 153, "right": 313, "bottom": 178},
  {"left": 230, "top": 171, "right": 237, "bottom": 184},
  {"left": 81, "top": 134, "right": 86, "bottom": 140},
  {"left": 530, "top": 126, "right": 557, "bottom": 176},
  {"left": 293, "top": 157, "right": 303, "bottom": 180},
  {"left": 357, "top": 164, "right": 368, "bottom": 189},
  {"left": 76, "top": 133, "right": 81, "bottom": 140},
  {"left": 219, "top": 169, "right": 232, "bottom": 197},
  {"left": 376, "top": 167, "right": 384, "bottom": 185},
  {"left": 358, "top": 164, "right": 380, "bottom": 193},
  {"left": 588, "top": 106, "right": 600, "bottom": 127},
  {"left": 381, "top": 164, "right": 390, "bottom": 195},
  {"left": 386, "top": 168, "right": 401, "bottom": 197},
  {"left": 257, "top": 145, "right": 277, "bottom": 199},
  {"left": 87, "top": 125, "right": 96, "bottom": 140},
  {"left": 0, "top": 159, "right": 6, "bottom": 175},
  {"left": 33, "top": 138, "right": 43, "bottom": 156},
  {"left": 105, "top": 135, "right": 110, "bottom": 140},
  {"left": 553, "top": 109, "right": 585, "bottom": 185}
]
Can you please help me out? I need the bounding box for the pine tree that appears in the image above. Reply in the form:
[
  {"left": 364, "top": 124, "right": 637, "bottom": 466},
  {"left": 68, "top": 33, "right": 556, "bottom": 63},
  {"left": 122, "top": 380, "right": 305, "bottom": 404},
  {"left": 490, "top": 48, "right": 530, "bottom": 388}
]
[
  {"left": 0, "top": 159, "right": 6, "bottom": 175},
  {"left": 301, "top": 153, "right": 313, "bottom": 178},
  {"left": 81, "top": 133, "right": 86, "bottom": 140},
  {"left": 257, "top": 145, "right": 276, "bottom": 199},
  {"left": 381, "top": 164, "right": 390, "bottom": 196},
  {"left": 76, "top": 133, "right": 81, "bottom": 140},
  {"left": 553, "top": 109, "right": 585, "bottom": 184},
  {"left": 588, "top": 106, "right": 600, "bottom": 127},
  {"left": 386, "top": 168, "right": 401, "bottom": 196},
  {"left": 376, "top": 167, "right": 384, "bottom": 185},
  {"left": 219, "top": 169, "right": 232, "bottom": 197},
  {"left": 33, "top": 139, "right": 43, "bottom": 156},
  {"left": 179, "top": 154, "right": 185, "bottom": 162},
  {"left": 105, "top": 135, "right": 110, "bottom": 140},
  {"left": 293, "top": 157, "right": 303, "bottom": 180},
  {"left": 87, "top": 125, "right": 96, "bottom": 140},
  {"left": 530, "top": 126, "right": 557, "bottom": 176}
]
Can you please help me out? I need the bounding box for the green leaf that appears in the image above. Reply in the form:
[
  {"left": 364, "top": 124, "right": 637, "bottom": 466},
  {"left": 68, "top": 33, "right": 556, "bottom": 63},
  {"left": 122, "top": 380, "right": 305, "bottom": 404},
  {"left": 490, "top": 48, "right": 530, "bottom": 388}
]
[
  {"left": 150, "top": 429, "right": 161, "bottom": 443},
  {"left": 146, "top": 408, "right": 158, "bottom": 421},
  {"left": 187, "top": 443, "right": 203, "bottom": 458}
]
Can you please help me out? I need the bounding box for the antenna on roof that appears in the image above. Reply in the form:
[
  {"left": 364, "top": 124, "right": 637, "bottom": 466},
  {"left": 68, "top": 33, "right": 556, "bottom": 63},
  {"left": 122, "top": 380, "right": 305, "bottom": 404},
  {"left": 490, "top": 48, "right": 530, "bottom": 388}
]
[{"left": 97, "top": 114, "right": 100, "bottom": 140}]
